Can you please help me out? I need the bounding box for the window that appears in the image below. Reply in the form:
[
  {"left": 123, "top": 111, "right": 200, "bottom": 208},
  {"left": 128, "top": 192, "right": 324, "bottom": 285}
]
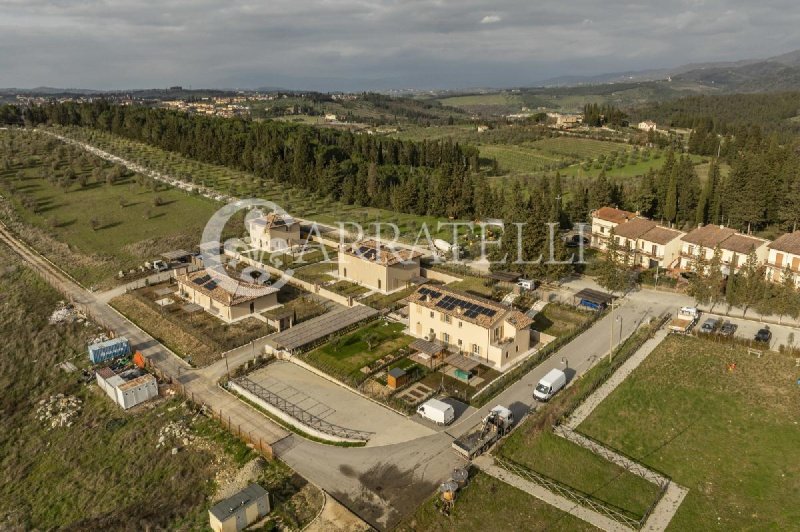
[
  {"left": 458, "top": 321, "right": 463, "bottom": 328},
  {"left": 343, "top": 268, "right": 347, "bottom": 278},
  {"left": 472, "top": 344, "right": 480, "bottom": 355},
  {"left": 378, "top": 279, "right": 381, "bottom": 290},
  {"left": 687, "top": 245, "right": 694, "bottom": 255},
  {"left": 443, "top": 314, "right": 452, "bottom": 324},
  {"left": 457, "top": 339, "right": 462, "bottom": 346},
  {"left": 442, "top": 332, "right": 450, "bottom": 343},
  {"left": 651, "top": 244, "right": 657, "bottom": 255},
  {"left": 600, "top": 226, "right": 606, "bottom": 234},
  {"left": 430, "top": 311, "right": 434, "bottom": 318}
]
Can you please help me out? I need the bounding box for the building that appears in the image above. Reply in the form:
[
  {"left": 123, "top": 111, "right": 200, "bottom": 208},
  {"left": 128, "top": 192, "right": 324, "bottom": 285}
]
[
  {"left": 96, "top": 367, "right": 158, "bottom": 410},
  {"left": 610, "top": 217, "right": 684, "bottom": 269},
  {"left": 177, "top": 270, "right": 280, "bottom": 323},
  {"left": 765, "top": 231, "right": 800, "bottom": 287},
  {"left": 638, "top": 120, "right": 657, "bottom": 132},
  {"left": 247, "top": 213, "right": 301, "bottom": 252},
  {"left": 386, "top": 367, "right": 409, "bottom": 389},
  {"left": 550, "top": 113, "right": 582, "bottom": 128},
  {"left": 590, "top": 207, "right": 636, "bottom": 250},
  {"left": 209, "top": 484, "right": 270, "bottom": 532},
  {"left": 338, "top": 240, "right": 423, "bottom": 294},
  {"left": 678, "top": 224, "right": 770, "bottom": 275},
  {"left": 406, "top": 286, "right": 533, "bottom": 371}
]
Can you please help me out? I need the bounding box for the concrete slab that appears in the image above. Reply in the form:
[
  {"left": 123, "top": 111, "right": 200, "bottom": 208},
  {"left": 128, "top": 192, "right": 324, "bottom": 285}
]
[{"left": 247, "top": 361, "right": 435, "bottom": 447}]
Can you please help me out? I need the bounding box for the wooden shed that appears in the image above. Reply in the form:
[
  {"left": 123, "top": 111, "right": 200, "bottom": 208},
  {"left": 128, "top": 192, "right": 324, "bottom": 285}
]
[{"left": 387, "top": 367, "right": 409, "bottom": 389}]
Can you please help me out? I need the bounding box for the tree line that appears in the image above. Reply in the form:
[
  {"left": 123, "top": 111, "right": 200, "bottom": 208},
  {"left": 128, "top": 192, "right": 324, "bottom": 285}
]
[{"left": 6, "top": 101, "right": 489, "bottom": 220}]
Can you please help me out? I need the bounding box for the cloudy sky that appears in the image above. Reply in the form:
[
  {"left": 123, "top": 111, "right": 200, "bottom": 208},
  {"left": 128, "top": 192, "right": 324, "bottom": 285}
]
[{"left": 2, "top": 0, "right": 799, "bottom": 91}]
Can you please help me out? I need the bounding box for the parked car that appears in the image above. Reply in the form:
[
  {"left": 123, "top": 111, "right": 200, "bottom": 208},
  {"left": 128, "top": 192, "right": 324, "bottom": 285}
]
[
  {"left": 700, "top": 318, "right": 721, "bottom": 334},
  {"left": 754, "top": 327, "right": 772, "bottom": 344},
  {"left": 417, "top": 398, "right": 455, "bottom": 425},
  {"left": 718, "top": 321, "right": 738, "bottom": 337},
  {"left": 533, "top": 369, "right": 567, "bottom": 402}
]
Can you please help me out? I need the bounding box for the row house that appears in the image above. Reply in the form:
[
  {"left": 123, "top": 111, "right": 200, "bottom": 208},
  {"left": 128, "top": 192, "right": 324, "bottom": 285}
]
[
  {"left": 590, "top": 207, "right": 636, "bottom": 250},
  {"left": 611, "top": 217, "right": 684, "bottom": 269},
  {"left": 678, "top": 224, "right": 770, "bottom": 275},
  {"left": 765, "top": 231, "right": 800, "bottom": 287}
]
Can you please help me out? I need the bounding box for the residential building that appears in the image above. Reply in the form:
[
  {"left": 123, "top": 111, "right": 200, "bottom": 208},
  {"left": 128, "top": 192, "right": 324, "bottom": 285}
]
[
  {"left": 679, "top": 224, "right": 770, "bottom": 275},
  {"left": 406, "top": 286, "right": 533, "bottom": 371},
  {"left": 765, "top": 231, "right": 800, "bottom": 287},
  {"left": 177, "top": 270, "right": 279, "bottom": 323},
  {"left": 611, "top": 217, "right": 684, "bottom": 269},
  {"left": 638, "top": 120, "right": 657, "bottom": 132},
  {"left": 338, "top": 240, "right": 423, "bottom": 294},
  {"left": 247, "top": 213, "right": 301, "bottom": 252},
  {"left": 209, "top": 484, "right": 270, "bottom": 532},
  {"left": 590, "top": 206, "right": 636, "bottom": 250},
  {"left": 96, "top": 367, "right": 158, "bottom": 410}
]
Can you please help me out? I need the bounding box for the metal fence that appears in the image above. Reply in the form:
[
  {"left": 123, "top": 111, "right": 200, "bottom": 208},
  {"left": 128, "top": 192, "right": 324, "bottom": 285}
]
[
  {"left": 234, "top": 377, "right": 373, "bottom": 442},
  {"left": 493, "top": 456, "right": 643, "bottom": 530}
]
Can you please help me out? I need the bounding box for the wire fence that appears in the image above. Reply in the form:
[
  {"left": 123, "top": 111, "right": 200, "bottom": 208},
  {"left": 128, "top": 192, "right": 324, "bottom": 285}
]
[
  {"left": 233, "top": 377, "right": 373, "bottom": 442},
  {"left": 493, "top": 456, "right": 643, "bottom": 530}
]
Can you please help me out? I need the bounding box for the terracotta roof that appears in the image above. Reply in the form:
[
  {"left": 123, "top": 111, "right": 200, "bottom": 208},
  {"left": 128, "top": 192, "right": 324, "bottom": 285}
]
[
  {"left": 506, "top": 310, "right": 534, "bottom": 330},
  {"left": 343, "top": 239, "right": 423, "bottom": 266},
  {"left": 592, "top": 206, "right": 635, "bottom": 225},
  {"left": 681, "top": 225, "right": 737, "bottom": 248},
  {"left": 769, "top": 231, "right": 800, "bottom": 256},
  {"left": 613, "top": 217, "right": 657, "bottom": 239},
  {"left": 179, "top": 269, "right": 278, "bottom": 307},
  {"left": 721, "top": 234, "right": 768, "bottom": 255},
  {"left": 250, "top": 212, "right": 298, "bottom": 230},
  {"left": 639, "top": 225, "right": 684, "bottom": 245},
  {"left": 96, "top": 367, "right": 116, "bottom": 379},
  {"left": 406, "top": 285, "right": 531, "bottom": 331}
]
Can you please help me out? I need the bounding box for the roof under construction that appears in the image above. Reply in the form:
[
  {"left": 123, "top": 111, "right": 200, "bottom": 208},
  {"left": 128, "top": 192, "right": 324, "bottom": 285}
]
[{"left": 265, "top": 305, "right": 379, "bottom": 352}]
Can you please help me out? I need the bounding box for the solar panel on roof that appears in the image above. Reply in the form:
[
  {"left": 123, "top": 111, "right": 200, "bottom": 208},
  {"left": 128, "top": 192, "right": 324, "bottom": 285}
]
[
  {"left": 419, "top": 287, "right": 441, "bottom": 298},
  {"left": 204, "top": 280, "right": 217, "bottom": 290},
  {"left": 192, "top": 274, "right": 211, "bottom": 285}
]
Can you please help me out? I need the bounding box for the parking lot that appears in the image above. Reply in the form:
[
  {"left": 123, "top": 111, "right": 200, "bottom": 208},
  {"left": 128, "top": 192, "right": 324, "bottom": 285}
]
[
  {"left": 700, "top": 313, "right": 800, "bottom": 351},
  {"left": 246, "top": 361, "right": 435, "bottom": 446}
]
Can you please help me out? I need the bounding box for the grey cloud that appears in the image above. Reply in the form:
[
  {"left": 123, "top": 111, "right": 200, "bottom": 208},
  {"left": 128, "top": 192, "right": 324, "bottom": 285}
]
[{"left": 0, "top": 0, "right": 798, "bottom": 90}]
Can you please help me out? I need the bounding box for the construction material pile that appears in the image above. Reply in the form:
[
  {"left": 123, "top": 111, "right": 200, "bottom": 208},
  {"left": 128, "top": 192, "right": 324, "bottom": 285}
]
[{"left": 36, "top": 394, "right": 82, "bottom": 429}]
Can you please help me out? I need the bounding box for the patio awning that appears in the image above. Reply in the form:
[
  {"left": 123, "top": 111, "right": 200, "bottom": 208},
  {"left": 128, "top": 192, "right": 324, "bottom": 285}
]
[{"left": 444, "top": 353, "right": 481, "bottom": 372}]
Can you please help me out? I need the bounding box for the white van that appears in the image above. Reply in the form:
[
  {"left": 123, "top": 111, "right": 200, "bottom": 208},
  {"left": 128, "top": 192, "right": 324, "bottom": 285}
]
[
  {"left": 417, "top": 398, "right": 455, "bottom": 425},
  {"left": 517, "top": 279, "right": 536, "bottom": 290},
  {"left": 533, "top": 368, "right": 567, "bottom": 401}
]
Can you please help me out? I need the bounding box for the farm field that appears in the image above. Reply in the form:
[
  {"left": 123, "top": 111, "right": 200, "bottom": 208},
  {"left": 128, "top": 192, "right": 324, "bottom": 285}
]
[
  {"left": 530, "top": 137, "right": 632, "bottom": 159},
  {"left": 478, "top": 144, "right": 562, "bottom": 174},
  {"left": 579, "top": 335, "right": 800, "bottom": 530},
  {"left": 0, "top": 129, "right": 218, "bottom": 287},
  {"left": 0, "top": 243, "right": 320, "bottom": 530}
]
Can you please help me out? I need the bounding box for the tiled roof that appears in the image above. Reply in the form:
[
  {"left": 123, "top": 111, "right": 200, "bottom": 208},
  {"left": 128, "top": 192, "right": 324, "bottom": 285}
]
[
  {"left": 613, "top": 217, "right": 657, "bottom": 239},
  {"left": 406, "top": 285, "right": 531, "bottom": 331},
  {"left": 639, "top": 225, "right": 684, "bottom": 245},
  {"left": 593, "top": 206, "right": 635, "bottom": 225},
  {"left": 681, "top": 225, "right": 737, "bottom": 248},
  {"left": 250, "top": 212, "right": 298, "bottom": 229},
  {"left": 721, "top": 234, "right": 768, "bottom": 254},
  {"left": 343, "top": 239, "right": 423, "bottom": 266},
  {"left": 768, "top": 231, "right": 800, "bottom": 256},
  {"left": 681, "top": 225, "right": 767, "bottom": 254},
  {"left": 179, "top": 269, "right": 278, "bottom": 307},
  {"left": 96, "top": 367, "right": 116, "bottom": 379}
]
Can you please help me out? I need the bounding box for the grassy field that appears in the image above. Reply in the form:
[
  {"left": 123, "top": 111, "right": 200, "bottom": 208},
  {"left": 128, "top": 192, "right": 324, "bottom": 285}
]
[
  {"left": 0, "top": 129, "right": 218, "bottom": 287},
  {"left": 0, "top": 243, "right": 320, "bottom": 529},
  {"left": 398, "top": 472, "right": 598, "bottom": 531},
  {"left": 479, "top": 144, "right": 562, "bottom": 173},
  {"left": 579, "top": 335, "right": 800, "bottom": 529},
  {"left": 531, "top": 137, "right": 632, "bottom": 159},
  {"left": 531, "top": 302, "right": 594, "bottom": 337},
  {"left": 304, "top": 320, "right": 413, "bottom": 380},
  {"left": 447, "top": 274, "right": 510, "bottom": 301}
]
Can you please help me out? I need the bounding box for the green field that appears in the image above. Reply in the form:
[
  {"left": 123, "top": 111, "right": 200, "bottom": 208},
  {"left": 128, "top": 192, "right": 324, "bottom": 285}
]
[
  {"left": 438, "top": 93, "right": 523, "bottom": 108},
  {"left": 0, "top": 129, "right": 218, "bottom": 286},
  {"left": 531, "top": 137, "right": 632, "bottom": 159},
  {"left": 0, "top": 243, "right": 320, "bottom": 529},
  {"left": 479, "top": 144, "right": 562, "bottom": 173},
  {"left": 303, "top": 320, "right": 413, "bottom": 381},
  {"left": 580, "top": 335, "right": 800, "bottom": 529}
]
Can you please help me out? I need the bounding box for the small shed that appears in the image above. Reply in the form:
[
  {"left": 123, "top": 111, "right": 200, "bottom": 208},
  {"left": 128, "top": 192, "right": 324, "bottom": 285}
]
[
  {"left": 573, "top": 288, "right": 615, "bottom": 311},
  {"left": 264, "top": 308, "right": 295, "bottom": 332},
  {"left": 387, "top": 367, "right": 409, "bottom": 389},
  {"left": 489, "top": 271, "right": 521, "bottom": 284},
  {"left": 209, "top": 483, "right": 270, "bottom": 532}
]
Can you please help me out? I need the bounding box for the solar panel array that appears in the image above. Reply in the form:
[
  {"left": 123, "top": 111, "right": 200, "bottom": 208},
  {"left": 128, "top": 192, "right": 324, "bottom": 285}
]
[
  {"left": 191, "top": 274, "right": 220, "bottom": 292},
  {"left": 357, "top": 245, "right": 379, "bottom": 261},
  {"left": 435, "top": 294, "right": 497, "bottom": 319},
  {"left": 418, "top": 287, "right": 442, "bottom": 299}
]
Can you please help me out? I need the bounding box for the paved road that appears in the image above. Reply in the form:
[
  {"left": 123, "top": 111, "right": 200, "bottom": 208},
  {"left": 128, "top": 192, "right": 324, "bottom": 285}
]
[{"left": 7, "top": 214, "right": 800, "bottom": 529}]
